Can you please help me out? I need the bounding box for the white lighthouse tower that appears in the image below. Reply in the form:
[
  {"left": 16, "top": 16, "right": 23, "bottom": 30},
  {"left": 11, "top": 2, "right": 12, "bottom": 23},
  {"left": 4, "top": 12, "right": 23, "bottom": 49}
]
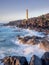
[{"left": 26, "top": 9, "right": 28, "bottom": 20}]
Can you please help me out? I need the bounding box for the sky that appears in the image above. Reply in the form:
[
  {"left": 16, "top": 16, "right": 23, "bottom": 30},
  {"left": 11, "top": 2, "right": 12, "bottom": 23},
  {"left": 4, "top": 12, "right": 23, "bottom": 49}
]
[{"left": 0, "top": 0, "right": 49, "bottom": 23}]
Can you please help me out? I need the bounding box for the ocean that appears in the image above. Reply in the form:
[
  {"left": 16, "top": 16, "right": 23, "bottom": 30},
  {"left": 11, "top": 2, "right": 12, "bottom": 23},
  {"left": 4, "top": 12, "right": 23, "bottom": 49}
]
[{"left": 0, "top": 25, "right": 48, "bottom": 64}]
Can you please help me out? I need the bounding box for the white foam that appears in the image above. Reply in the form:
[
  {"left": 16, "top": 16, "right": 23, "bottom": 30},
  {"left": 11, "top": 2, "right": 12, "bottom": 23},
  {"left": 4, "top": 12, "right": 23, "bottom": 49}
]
[
  {"left": 0, "top": 27, "right": 47, "bottom": 64},
  {"left": 12, "top": 39, "right": 45, "bottom": 62},
  {"left": 24, "top": 29, "right": 45, "bottom": 37}
]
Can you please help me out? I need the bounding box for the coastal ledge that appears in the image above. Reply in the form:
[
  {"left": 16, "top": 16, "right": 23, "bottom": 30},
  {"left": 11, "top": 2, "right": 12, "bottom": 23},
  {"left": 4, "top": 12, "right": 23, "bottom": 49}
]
[{"left": 0, "top": 52, "right": 49, "bottom": 65}]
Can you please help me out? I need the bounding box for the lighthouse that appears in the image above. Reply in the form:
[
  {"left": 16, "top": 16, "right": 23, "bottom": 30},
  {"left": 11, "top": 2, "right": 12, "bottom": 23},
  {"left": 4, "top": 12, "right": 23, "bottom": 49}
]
[{"left": 26, "top": 9, "right": 28, "bottom": 20}]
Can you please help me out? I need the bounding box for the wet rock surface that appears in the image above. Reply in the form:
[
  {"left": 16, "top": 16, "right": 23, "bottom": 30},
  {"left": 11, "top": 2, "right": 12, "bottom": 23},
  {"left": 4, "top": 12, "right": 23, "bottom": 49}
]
[
  {"left": 29, "top": 55, "right": 42, "bottom": 65},
  {"left": 17, "top": 36, "right": 43, "bottom": 45},
  {"left": 0, "top": 56, "right": 28, "bottom": 65},
  {"left": 17, "top": 35, "right": 49, "bottom": 52},
  {"left": 1, "top": 53, "right": 49, "bottom": 65},
  {"left": 41, "top": 52, "right": 49, "bottom": 65}
]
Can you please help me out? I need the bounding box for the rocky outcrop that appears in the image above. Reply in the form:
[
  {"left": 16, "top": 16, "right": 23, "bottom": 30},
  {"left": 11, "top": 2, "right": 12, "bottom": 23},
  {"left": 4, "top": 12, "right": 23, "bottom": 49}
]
[
  {"left": 0, "top": 56, "right": 28, "bottom": 65},
  {"left": 39, "top": 40, "right": 49, "bottom": 51},
  {"left": 1, "top": 53, "right": 49, "bottom": 65},
  {"left": 4, "top": 13, "right": 49, "bottom": 34},
  {"left": 17, "top": 36, "right": 43, "bottom": 45},
  {"left": 41, "top": 52, "right": 49, "bottom": 65},
  {"left": 29, "top": 55, "right": 42, "bottom": 65}
]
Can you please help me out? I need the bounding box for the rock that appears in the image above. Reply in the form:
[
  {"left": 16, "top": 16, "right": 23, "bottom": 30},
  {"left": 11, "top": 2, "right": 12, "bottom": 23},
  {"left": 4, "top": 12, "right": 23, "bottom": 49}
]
[
  {"left": 39, "top": 39, "right": 49, "bottom": 51},
  {"left": 18, "top": 36, "right": 42, "bottom": 45},
  {"left": 1, "top": 56, "right": 28, "bottom": 65},
  {"left": 41, "top": 52, "right": 49, "bottom": 65},
  {"left": 29, "top": 55, "right": 42, "bottom": 65}
]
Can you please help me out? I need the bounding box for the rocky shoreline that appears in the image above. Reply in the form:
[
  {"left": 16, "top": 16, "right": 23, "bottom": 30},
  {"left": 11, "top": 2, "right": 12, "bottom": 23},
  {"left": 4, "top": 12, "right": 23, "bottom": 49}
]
[
  {"left": 2, "top": 13, "right": 49, "bottom": 65},
  {"left": 0, "top": 52, "right": 49, "bottom": 65},
  {"left": 0, "top": 35, "right": 48, "bottom": 65},
  {"left": 3, "top": 13, "right": 49, "bottom": 34}
]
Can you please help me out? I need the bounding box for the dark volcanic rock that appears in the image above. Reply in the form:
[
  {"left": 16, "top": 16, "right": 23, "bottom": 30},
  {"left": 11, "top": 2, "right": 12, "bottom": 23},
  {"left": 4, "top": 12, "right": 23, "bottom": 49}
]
[
  {"left": 39, "top": 39, "right": 49, "bottom": 51},
  {"left": 29, "top": 55, "right": 42, "bottom": 65},
  {"left": 0, "top": 56, "right": 28, "bottom": 65},
  {"left": 41, "top": 52, "right": 49, "bottom": 65}
]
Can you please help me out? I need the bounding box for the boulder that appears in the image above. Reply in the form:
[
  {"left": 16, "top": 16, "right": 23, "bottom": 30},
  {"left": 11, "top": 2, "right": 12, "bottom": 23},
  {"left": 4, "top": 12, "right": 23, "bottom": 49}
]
[
  {"left": 29, "top": 55, "right": 42, "bottom": 65},
  {"left": 41, "top": 52, "right": 49, "bottom": 65},
  {"left": 0, "top": 56, "right": 28, "bottom": 65}
]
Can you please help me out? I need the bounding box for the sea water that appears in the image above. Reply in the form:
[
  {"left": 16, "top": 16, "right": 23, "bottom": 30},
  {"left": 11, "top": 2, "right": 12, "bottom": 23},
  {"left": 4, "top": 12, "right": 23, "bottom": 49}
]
[{"left": 0, "top": 25, "right": 47, "bottom": 64}]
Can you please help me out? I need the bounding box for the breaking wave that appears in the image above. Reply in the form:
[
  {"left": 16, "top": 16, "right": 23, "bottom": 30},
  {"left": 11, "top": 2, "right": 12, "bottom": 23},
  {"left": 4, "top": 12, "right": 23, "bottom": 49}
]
[{"left": 0, "top": 26, "right": 48, "bottom": 64}]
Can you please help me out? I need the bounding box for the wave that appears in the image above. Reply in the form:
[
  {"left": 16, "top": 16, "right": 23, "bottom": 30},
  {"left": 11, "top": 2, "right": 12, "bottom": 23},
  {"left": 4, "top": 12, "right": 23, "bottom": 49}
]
[
  {"left": 11, "top": 38, "right": 45, "bottom": 62},
  {"left": 0, "top": 26, "right": 48, "bottom": 64}
]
